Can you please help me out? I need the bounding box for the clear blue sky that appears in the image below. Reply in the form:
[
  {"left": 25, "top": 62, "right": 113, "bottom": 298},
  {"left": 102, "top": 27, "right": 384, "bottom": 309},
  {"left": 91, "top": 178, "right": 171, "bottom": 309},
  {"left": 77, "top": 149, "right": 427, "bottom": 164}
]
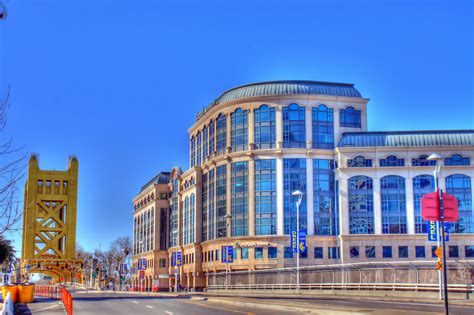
[{"left": 1, "top": 0, "right": 473, "bottom": 253}]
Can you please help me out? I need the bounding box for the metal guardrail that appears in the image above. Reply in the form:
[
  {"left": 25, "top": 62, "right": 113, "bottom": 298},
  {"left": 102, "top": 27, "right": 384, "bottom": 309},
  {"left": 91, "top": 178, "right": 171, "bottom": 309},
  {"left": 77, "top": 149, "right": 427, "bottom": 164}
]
[
  {"left": 34, "top": 285, "right": 73, "bottom": 315},
  {"left": 207, "top": 260, "right": 474, "bottom": 293}
]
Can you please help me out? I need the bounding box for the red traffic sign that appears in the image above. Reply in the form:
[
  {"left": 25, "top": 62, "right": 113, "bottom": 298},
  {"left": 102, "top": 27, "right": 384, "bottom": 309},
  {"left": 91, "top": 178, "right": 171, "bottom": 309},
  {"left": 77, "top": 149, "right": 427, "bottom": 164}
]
[{"left": 421, "top": 190, "right": 459, "bottom": 222}]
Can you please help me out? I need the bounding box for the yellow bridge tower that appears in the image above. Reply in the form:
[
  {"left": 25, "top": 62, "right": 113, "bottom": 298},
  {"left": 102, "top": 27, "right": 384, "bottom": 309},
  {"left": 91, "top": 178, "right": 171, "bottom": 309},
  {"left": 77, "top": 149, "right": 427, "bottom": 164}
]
[{"left": 21, "top": 155, "right": 82, "bottom": 283}]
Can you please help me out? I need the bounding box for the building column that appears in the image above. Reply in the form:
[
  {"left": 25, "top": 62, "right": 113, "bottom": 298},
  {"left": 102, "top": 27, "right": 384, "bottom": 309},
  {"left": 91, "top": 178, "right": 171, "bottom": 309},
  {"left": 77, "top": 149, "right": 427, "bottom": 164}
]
[
  {"left": 338, "top": 178, "right": 349, "bottom": 235},
  {"left": 248, "top": 109, "right": 254, "bottom": 151},
  {"left": 405, "top": 177, "right": 415, "bottom": 234},
  {"left": 226, "top": 162, "right": 232, "bottom": 237},
  {"left": 306, "top": 158, "right": 314, "bottom": 235},
  {"left": 275, "top": 107, "right": 283, "bottom": 149},
  {"left": 373, "top": 177, "right": 382, "bottom": 235},
  {"left": 226, "top": 114, "right": 232, "bottom": 154},
  {"left": 276, "top": 157, "right": 284, "bottom": 235},
  {"left": 248, "top": 159, "right": 255, "bottom": 236},
  {"left": 305, "top": 107, "right": 312, "bottom": 149}
]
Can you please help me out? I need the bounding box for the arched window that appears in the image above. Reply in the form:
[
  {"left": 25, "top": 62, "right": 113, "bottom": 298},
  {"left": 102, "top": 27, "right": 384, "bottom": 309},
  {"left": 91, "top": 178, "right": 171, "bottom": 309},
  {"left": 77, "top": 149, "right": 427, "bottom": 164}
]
[
  {"left": 412, "top": 154, "right": 436, "bottom": 166},
  {"left": 190, "top": 193, "right": 195, "bottom": 243},
  {"left": 283, "top": 103, "right": 306, "bottom": 148},
  {"left": 445, "top": 154, "right": 470, "bottom": 166},
  {"left": 190, "top": 136, "right": 196, "bottom": 167},
  {"left": 196, "top": 131, "right": 202, "bottom": 166},
  {"left": 348, "top": 156, "right": 372, "bottom": 167},
  {"left": 413, "top": 175, "right": 435, "bottom": 233},
  {"left": 312, "top": 105, "right": 334, "bottom": 149},
  {"left": 216, "top": 114, "right": 227, "bottom": 155},
  {"left": 231, "top": 108, "right": 248, "bottom": 152},
  {"left": 381, "top": 175, "right": 407, "bottom": 234},
  {"left": 202, "top": 126, "right": 208, "bottom": 162},
  {"left": 340, "top": 106, "right": 361, "bottom": 128},
  {"left": 208, "top": 120, "right": 215, "bottom": 157},
  {"left": 380, "top": 155, "right": 404, "bottom": 167},
  {"left": 254, "top": 105, "right": 276, "bottom": 149},
  {"left": 348, "top": 176, "right": 374, "bottom": 234},
  {"left": 446, "top": 174, "right": 472, "bottom": 233},
  {"left": 183, "top": 196, "right": 189, "bottom": 245}
]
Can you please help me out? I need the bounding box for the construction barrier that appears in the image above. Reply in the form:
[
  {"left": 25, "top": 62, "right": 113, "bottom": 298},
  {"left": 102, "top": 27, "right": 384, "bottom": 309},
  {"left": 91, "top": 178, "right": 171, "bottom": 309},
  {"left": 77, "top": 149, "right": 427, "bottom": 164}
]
[
  {"left": 17, "top": 284, "right": 35, "bottom": 303},
  {"left": 61, "top": 287, "right": 73, "bottom": 315},
  {"left": 1, "top": 286, "right": 17, "bottom": 304},
  {"left": 34, "top": 285, "right": 72, "bottom": 315}
]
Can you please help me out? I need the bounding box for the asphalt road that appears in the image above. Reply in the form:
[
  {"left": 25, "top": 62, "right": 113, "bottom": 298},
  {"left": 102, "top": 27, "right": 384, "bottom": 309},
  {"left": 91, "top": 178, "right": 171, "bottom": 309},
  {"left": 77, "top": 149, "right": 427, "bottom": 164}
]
[{"left": 67, "top": 287, "right": 474, "bottom": 315}]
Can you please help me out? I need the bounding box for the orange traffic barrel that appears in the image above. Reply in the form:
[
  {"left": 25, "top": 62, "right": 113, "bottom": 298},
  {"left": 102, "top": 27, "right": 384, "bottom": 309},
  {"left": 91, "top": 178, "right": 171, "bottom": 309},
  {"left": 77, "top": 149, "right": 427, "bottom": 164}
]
[
  {"left": 1, "top": 285, "right": 18, "bottom": 303},
  {"left": 18, "top": 284, "right": 35, "bottom": 303}
]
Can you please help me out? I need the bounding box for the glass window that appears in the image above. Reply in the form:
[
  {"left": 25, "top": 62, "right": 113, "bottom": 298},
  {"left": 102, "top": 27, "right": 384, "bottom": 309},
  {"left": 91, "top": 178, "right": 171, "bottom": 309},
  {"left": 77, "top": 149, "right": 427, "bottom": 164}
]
[
  {"left": 283, "top": 103, "right": 306, "bottom": 148},
  {"left": 349, "top": 176, "right": 374, "bottom": 234},
  {"left": 255, "top": 159, "right": 277, "bottom": 235},
  {"left": 381, "top": 175, "right": 407, "bottom": 234},
  {"left": 254, "top": 105, "right": 276, "bottom": 149},
  {"left": 231, "top": 108, "right": 248, "bottom": 152},
  {"left": 366, "top": 246, "right": 376, "bottom": 258},
  {"left": 233, "top": 248, "right": 237, "bottom": 261},
  {"left": 449, "top": 246, "right": 459, "bottom": 258},
  {"left": 398, "top": 246, "right": 408, "bottom": 258},
  {"left": 255, "top": 247, "right": 263, "bottom": 259},
  {"left": 216, "top": 114, "right": 227, "bottom": 155},
  {"left": 413, "top": 175, "right": 435, "bottom": 234},
  {"left": 465, "top": 246, "right": 474, "bottom": 258},
  {"left": 300, "top": 247, "right": 308, "bottom": 259},
  {"left": 202, "top": 173, "right": 208, "bottom": 242},
  {"left": 328, "top": 247, "right": 340, "bottom": 259},
  {"left": 312, "top": 105, "right": 334, "bottom": 149},
  {"left": 412, "top": 155, "right": 436, "bottom": 167},
  {"left": 383, "top": 246, "right": 392, "bottom": 258},
  {"left": 196, "top": 131, "right": 202, "bottom": 166},
  {"left": 431, "top": 246, "right": 437, "bottom": 258},
  {"left": 284, "top": 159, "right": 307, "bottom": 234},
  {"left": 340, "top": 106, "right": 361, "bottom": 128},
  {"left": 190, "top": 193, "right": 195, "bottom": 244},
  {"left": 446, "top": 174, "right": 472, "bottom": 233},
  {"left": 209, "top": 120, "right": 215, "bottom": 157},
  {"left": 313, "top": 159, "right": 337, "bottom": 235},
  {"left": 183, "top": 196, "right": 189, "bottom": 245},
  {"left": 202, "top": 126, "right": 208, "bottom": 163},
  {"left": 314, "top": 247, "right": 323, "bottom": 259},
  {"left": 241, "top": 247, "right": 249, "bottom": 259},
  {"left": 350, "top": 246, "right": 359, "bottom": 258},
  {"left": 445, "top": 154, "right": 470, "bottom": 166},
  {"left": 415, "top": 246, "right": 425, "bottom": 258},
  {"left": 347, "top": 156, "right": 372, "bottom": 167},
  {"left": 208, "top": 169, "right": 215, "bottom": 240},
  {"left": 268, "top": 247, "right": 277, "bottom": 259},
  {"left": 216, "top": 249, "right": 219, "bottom": 261},
  {"left": 231, "top": 161, "right": 248, "bottom": 236},
  {"left": 216, "top": 165, "right": 227, "bottom": 238},
  {"left": 190, "top": 136, "right": 196, "bottom": 167},
  {"left": 284, "top": 247, "right": 293, "bottom": 258},
  {"left": 159, "top": 259, "right": 166, "bottom": 268},
  {"left": 380, "top": 155, "right": 405, "bottom": 167}
]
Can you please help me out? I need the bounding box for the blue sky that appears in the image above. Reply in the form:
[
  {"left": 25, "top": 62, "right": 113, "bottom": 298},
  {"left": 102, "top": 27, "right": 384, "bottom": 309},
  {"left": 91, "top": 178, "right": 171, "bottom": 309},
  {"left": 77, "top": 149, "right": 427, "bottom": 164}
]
[{"left": 1, "top": 0, "right": 473, "bottom": 253}]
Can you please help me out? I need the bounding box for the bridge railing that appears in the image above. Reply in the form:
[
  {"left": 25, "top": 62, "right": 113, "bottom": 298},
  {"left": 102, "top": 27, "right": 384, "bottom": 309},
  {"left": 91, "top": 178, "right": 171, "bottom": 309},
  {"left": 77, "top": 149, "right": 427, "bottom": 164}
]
[
  {"left": 207, "top": 260, "right": 474, "bottom": 293},
  {"left": 34, "top": 285, "right": 73, "bottom": 315}
]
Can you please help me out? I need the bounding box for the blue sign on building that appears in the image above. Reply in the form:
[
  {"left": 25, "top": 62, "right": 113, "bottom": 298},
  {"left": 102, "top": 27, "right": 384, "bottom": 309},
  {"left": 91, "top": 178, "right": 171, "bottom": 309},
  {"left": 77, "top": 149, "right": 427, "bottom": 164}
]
[
  {"left": 427, "top": 221, "right": 450, "bottom": 242},
  {"left": 171, "top": 252, "right": 182, "bottom": 266},
  {"left": 176, "top": 252, "right": 182, "bottom": 266},
  {"left": 299, "top": 230, "right": 307, "bottom": 253},
  {"left": 221, "top": 246, "right": 233, "bottom": 263},
  {"left": 291, "top": 230, "right": 298, "bottom": 253},
  {"left": 120, "top": 263, "right": 128, "bottom": 275},
  {"left": 138, "top": 258, "right": 147, "bottom": 270}
]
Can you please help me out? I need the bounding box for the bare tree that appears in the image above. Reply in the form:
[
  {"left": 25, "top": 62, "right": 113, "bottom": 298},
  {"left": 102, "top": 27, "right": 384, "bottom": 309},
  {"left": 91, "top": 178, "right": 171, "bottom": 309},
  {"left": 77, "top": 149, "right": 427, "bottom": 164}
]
[{"left": 0, "top": 89, "right": 26, "bottom": 235}]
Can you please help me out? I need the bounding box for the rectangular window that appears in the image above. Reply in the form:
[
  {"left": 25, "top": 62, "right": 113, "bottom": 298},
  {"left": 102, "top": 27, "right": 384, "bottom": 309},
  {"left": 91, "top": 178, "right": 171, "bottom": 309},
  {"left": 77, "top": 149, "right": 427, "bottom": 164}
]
[
  {"left": 383, "top": 246, "right": 392, "bottom": 258},
  {"left": 202, "top": 173, "right": 208, "bottom": 242},
  {"left": 216, "top": 165, "right": 227, "bottom": 238},
  {"left": 241, "top": 247, "right": 249, "bottom": 260},
  {"left": 350, "top": 246, "right": 359, "bottom": 258},
  {"left": 160, "top": 208, "right": 167, "bottom": 250},
  {"left": 255, "top": 247, "right": 263, "bottom": 259},
  {"left": 340, "top": 107, "right": 361, "bottom": 128},
  {"left": 314, "top": 247, "right": 323, "bottom": 259},
  {"left": 37, "top": 180, "right": 43, "bottom": 194},
  {"left": 449, "top": 246, "right": 459, "bottom": 258},
  {"left": 255, "top": 159, "right": 277, "bottom": 235},
  {"left": 208, "top": 169, "right": 215, "bottom": 240},
  {"left": 46, "top": 180, "right": 51, "bottom": 194},
  {"left": 62, "top": 181, "right": 68, "bottom": 194},
  {"left": 231, "top": 161, "right": 248, "bottom": 236},
  {"left": 268, "top": 247, "right": 277, "bottom": 259},
  {"left": 328, "top": 247, "right": 340, "bottom": 259},
  {"left": 300, "top": 247, "right": 308, "bottom": 259},
  {"left": 312, "top": 105, "right": 334, "bottom": 149},
  {"left": 283, "top": 159, "right": 307, "bottom": 234},
  {"left": 465, "top": 246, "right": 474, "bottom": 258},
  {"left": 415, "top": 246, "right": 425, "bottom": 258},
  {"left": 366, "top": 246, "right": 376, "bottom": 258},
  {"left": 160, "top": 193, "right": 167, "bottom": 200},
  {"left": 283, "top": 104, "right": 306, "bottom": 148},
  {"left": 284, "top": 247, "right": 293, "bottom": 258},
  {"left": 216, "top": 115, "right": 227, "bottom": 155},
  {"left": 254, "top": 105, "right": 276, "bottom": 149},
  {"left": 54, "top": 180, "right": 60, "bottom": 194},
  {"left": 398, "top": 246, "right": 408, "bottom": 258},
  {"left": 233, "top": 248, "right": 237, "bottom": 261},
  {"left": 215, "top": 249, "right": 219, "bottom": 261},
  {"left": 431, "top": 246, "right": 437, "bottom": 258},
  {"left": 313, "top": 159, "right": 337, "bottom": 235},
  {"left": 159, "top": 259, "right": 166, "bottom": 268},
  {"left": 231, "top": 109, "right": 248, "bottom": 152}
]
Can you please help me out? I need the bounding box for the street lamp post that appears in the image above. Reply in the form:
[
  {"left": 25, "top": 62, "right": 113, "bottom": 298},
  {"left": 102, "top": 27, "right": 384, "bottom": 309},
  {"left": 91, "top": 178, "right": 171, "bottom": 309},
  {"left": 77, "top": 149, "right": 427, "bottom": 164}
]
[{"left": 292, "top": 190, "right": 303, "bottom": 293}]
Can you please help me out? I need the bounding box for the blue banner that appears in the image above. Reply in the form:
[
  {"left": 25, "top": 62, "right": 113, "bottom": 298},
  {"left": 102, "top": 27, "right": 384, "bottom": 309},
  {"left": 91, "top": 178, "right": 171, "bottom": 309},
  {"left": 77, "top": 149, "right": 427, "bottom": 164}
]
[
  {"left": 176, "top": 252, "right": 182, "bottom": 266},
  {"left": 291, "top": 230, "right": 298, "bottom": 253},
  {"left": 120, "top": 263, "right": 128, "bottom": 275},
  {"left": 299, "top": 230, "right": 307, "bottom": 253},
  {"left": 221, "top": 246, "right": 233, "bottom": 263},
  {"left": 171, "top": 252, "right": 176, "bottom": 266},
  {"left": 138, "top": 258, "right": 147, "bottom": 270},
  {"left": 427, "top": 221, "right": 450, "bottom": 242}
]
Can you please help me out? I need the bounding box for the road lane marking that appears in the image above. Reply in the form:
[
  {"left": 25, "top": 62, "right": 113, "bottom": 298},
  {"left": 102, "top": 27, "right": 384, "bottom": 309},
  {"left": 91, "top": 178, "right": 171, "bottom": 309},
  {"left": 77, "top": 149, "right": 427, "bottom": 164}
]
[
  {"left": 146, "top": 305, "right": 154, "bottom": 308},
  {"left": 132, "top": 300, "right": 138, "bottom": 304},
  {"left": 180, "top": 300, "right": 252, "bottom": 314},
  {"left": 164, "top": 312, "right": 173, "bottom": 315}
]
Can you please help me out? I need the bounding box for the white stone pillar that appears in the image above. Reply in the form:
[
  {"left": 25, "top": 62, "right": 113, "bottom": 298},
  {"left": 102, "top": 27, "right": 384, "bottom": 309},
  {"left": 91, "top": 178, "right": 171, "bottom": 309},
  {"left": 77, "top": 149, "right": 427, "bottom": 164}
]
[
  {"left": 275, "top": 107, "right": 283, "bottom": 149},
  {"left": 306, "top": 158, "right": 314, "bottom": 235},
  {"left": 405, "top": 177, "right": 415, "bottom": 234},
  {"left": 339, "top": 178, "right": 349, "bottom": 235},
  {"left": 305, "top": 107, "right": 312, "bottom": 149},
  {"left": 276, "top": 157, "right": 284, "bottom": 235},
  {"left": 373, "top": 177, "right": 382, "bottom": 235}
]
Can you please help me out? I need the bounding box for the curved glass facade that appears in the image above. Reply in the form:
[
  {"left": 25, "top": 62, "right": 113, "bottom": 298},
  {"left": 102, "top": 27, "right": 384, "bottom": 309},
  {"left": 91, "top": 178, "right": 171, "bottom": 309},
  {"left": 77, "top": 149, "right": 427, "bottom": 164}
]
[{"left": 349, "top": 176, "right": 374, "bottom": 234}]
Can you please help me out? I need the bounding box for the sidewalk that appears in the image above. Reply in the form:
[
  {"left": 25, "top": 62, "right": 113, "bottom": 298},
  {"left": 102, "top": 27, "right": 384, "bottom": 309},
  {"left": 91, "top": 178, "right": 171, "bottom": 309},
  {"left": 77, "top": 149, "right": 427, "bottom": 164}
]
[{"left": 15, "top": 297, "right": 64, "bottom": 315}]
